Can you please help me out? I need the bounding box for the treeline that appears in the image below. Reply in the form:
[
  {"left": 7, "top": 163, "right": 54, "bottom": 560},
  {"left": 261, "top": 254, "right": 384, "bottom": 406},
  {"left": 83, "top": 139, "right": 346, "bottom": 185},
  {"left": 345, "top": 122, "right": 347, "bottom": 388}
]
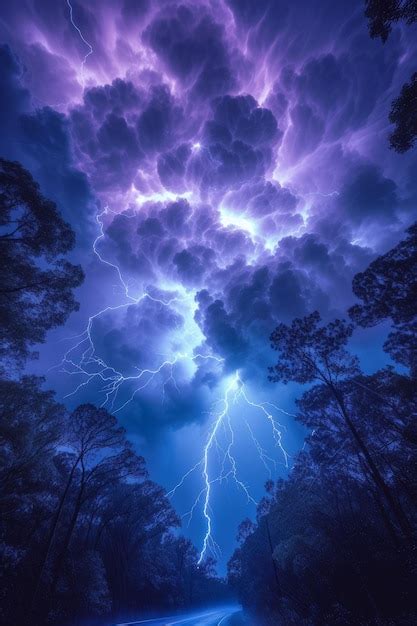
[
  {"left": 0, "top": 159, "right": 228, "bottom": 626},
  {"left": 0, "top": 380, "right": 227, "bottom": 626},
  {"left": 229, "top": 222, "right": 417, "bottom": 625}
]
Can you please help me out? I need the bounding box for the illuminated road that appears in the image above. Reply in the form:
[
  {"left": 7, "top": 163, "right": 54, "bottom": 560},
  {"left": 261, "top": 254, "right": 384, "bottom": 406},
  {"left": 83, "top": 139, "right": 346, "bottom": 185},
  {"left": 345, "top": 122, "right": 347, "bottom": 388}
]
[{"left": 116, "top": 605, "right": 247, "bottom": 626}]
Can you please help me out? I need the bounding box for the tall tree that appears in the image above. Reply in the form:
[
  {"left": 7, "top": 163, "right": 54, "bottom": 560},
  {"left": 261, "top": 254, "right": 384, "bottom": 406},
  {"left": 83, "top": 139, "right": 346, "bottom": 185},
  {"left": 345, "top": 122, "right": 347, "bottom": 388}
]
[
  {"left": 33, "top": 404, "right": 146, "bottom": 619},
  {"left": 0, "top": 158, "right": 84, "bottom": 369},
  {"left": 0, "top": 376, "right": 66, "bottom": 505},
  {"left": 231, "top": 221, "right": 417, "bottom": 625},
  {"left": 99, "top": 485, "right": 179, "bottom": 617},
  {"left": 0, "top": 377, "right": 67, "bottom": 626},
  {"left": 269, "top": 312, "right": 412, "bottom": 537}
]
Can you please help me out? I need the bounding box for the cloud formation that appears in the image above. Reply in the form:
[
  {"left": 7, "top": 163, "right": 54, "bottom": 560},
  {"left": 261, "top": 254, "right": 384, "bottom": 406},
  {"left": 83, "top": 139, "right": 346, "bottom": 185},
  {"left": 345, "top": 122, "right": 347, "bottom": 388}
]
[{"left": 0, "top": 0, "right": 416, "bottom": 435}]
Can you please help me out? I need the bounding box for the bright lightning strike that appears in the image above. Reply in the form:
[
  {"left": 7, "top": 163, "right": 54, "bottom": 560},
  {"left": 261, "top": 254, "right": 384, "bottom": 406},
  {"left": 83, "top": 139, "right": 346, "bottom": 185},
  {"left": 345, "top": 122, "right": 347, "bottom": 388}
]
[
  {"left": 57, "top": 203, "right": 292, "bottom": 566},
  {"left": 168, "top": 371, "right": 292, "bottom": 565},
  {"left": 54, "top": 205, "right": 219, "bottom": 411}
]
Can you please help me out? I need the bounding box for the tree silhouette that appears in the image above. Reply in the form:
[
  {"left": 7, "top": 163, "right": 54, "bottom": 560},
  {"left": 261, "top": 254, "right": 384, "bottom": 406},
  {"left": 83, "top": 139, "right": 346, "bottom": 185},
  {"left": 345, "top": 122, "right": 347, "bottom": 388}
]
[
  {"left": 364, "top": 1, "right": 417, "bottom": 151},
  {"left": 350, "top": 221, "right": 417, "bottom": 375},
  {"left": 269, "top": 312, "right": 413, "bottom": 538},
  {"left": 31, "top": 404, "right": 146, "bottom": 621},
  {"left": 0, "top": 375, "right": 66, "bottom": 507},
  {"left": 231, "top": 221, "right": 417, "bottom": 625},
  {"left": 0, "top": 163, "right": 229, "bottom": 624},
  {"left": 0, "top": 158, "right": 84, "bottom": 369},
  {"left": 389, "top": 73, "right": 417, "bottom": 152},
  {"left": 365, "top": 0, "right": 417, "bottom": 42}
]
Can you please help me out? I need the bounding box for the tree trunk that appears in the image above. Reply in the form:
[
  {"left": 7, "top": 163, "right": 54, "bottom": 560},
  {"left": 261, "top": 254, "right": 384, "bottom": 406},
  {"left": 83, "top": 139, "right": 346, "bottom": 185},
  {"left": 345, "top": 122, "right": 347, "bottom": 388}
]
[
  {"left": 39, "top": 468, "right": 87, "bottom": 623},
  {"left": 49, "top": 478, "right": 86, "bottom": 598},
  {"left": 265, "top": 516, "right": 281, "bottom": 595},
  {"left": 28, "top": 457, "right": 79, "bottom": 623},
  {"left": 332, "top": 385, "right": 413, "bottom": 539}
]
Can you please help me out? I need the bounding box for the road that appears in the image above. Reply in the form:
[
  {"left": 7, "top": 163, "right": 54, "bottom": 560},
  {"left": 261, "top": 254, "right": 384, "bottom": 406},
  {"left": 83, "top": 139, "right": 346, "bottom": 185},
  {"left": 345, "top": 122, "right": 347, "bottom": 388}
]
[{"left": 116, "top": 605, "right": 247, "bottom": 626}]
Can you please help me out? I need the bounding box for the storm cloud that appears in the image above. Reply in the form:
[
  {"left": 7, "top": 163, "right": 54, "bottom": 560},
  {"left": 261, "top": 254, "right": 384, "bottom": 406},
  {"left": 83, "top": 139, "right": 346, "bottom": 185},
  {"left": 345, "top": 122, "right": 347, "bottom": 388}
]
[{"left": 1, "top": 0, "right": 416, "bottom": 436}]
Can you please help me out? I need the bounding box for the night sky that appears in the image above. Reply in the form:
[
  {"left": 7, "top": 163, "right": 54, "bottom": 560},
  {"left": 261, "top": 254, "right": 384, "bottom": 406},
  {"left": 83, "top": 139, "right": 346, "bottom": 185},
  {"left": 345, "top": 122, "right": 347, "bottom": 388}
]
[{"left": 1, "top": 0, "right": 416, "bottom": 572}]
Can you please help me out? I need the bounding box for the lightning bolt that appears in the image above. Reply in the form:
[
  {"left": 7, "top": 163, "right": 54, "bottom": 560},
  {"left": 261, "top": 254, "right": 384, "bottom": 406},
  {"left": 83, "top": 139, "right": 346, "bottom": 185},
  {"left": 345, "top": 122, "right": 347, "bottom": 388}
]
[
  {"left": 56, "top": 202, "right": 292, "bottom": 565},
  {"left": 168, "top": 371, "right": 291, "bottom": 565},
  {"left": 66, "top": 0, "right": 93, "bottom": 82},
  {"left": 54, "top": 205, "right": 220, "bottom": 413}
]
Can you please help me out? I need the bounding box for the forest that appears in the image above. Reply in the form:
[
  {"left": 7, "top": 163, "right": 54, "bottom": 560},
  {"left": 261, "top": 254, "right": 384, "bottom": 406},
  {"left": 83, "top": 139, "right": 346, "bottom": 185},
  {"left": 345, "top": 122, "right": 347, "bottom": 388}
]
[
  {"left": 0, "top": 159, "right": 229, "bottom": 626},
  {"left": 228, "top": 222, "right": 417, "bottom": 624}
]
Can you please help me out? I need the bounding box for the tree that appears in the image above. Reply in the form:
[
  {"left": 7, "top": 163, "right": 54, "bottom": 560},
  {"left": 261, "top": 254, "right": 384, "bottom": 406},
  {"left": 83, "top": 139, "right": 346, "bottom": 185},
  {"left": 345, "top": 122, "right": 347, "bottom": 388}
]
[
  {"left": 0, "top": 382, "right": 227, "bottom": 626},
  {"left": 0, "top": 376, "right": 66, "bottom": 506},
  {"left": 31, "top": 404, "right": 146, "bottom": 623},
  {"left": 389, "top": 73, "right": 417, "bottom": 152},
  {"left": 230, "top": 405, "right": 417, "bottom": 624},
  {"left": 231, "top": 221, "right": 417, "bottom": 625},
  {"left": 350, "top": 222, "right": 417, "bottom": 326},
  {"left": 349, "top": 221, "right": 417, "bottom": 375},
  {"left": 364, "top": 1, "right": 417, "bottom": 151},
  {"left": 269, "top": 312, "right": 413, "bottom": 538},
  {"left": 97, "top": 480, "right": 179, "bottom": 617},
  {"left": 0, "top": 377, "right": 68, "bottom": 626},
  {"left": 365, "top": 0, "right": 417, "bottom": 42},
  {"left": 0, "top": 158, "right": 84, "bottom": 369},
  {"left": 269, "top": 312, "right": 359, "bottom": 385}
]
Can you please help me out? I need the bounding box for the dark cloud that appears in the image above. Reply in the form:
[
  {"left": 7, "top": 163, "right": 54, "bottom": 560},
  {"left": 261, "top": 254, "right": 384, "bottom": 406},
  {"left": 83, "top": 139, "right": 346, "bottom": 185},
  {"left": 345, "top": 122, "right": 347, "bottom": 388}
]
[
  {"left": 0, "top": 45, "right": 31, "bottom": 147},
  {"left": 82, "top": 79, "right": 144, "bottom": 122},
  {"left": 1, "top": 0, "right": 416, "bottom": 449},
  {"left": 187, "top": 95, "right": 280, "bottom": 191},
  {"left": 137, "top": 85, "right": 183, "bottom": 152},
  {"left": 339, "top": 162, "right": 398, "bottom": 225},
  {"left": 195, "top": 293, "right": 248, "bottom": 370},
  {"left": 268, "top": 266, "right": 309, "bottom": 322},
  {"left": 0, "top": 45, "right": 95, "bottom": 246},
  {"left": 144, "top": 5, "right": 235, "bottom": 97},
  {"left": 157, "top": 143, "right": 191, "bottom": 192},
  {"left": 207, "top": 95, "right": 278, "bottom": 147},
  {"left": 69, "top": 79, "right": 187, "bottom": 192},
  {"left": 173, "top": 245, "right": 216, "bottom": 286},
  {"left": 280, "top": 46, "right": 397, "bottom": 152},
  {"left": 69, "top": 79, "right": 145, "bottom": 191}
]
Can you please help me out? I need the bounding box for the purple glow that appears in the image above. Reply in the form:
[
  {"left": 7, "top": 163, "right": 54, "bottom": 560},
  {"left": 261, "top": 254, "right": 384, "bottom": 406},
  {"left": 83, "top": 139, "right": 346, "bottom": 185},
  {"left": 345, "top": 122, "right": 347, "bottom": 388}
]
[{"left": 1, "top": 0, "right": 416, "bottom": 569}]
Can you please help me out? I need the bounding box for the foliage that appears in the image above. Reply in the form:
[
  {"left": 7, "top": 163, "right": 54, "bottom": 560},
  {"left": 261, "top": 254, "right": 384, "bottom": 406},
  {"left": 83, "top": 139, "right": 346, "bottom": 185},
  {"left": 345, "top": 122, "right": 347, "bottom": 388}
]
[
  {"left": 389, "top": 73, "right": 417, "bottom": 152},
  {"left": 0, "top": 376, "right": 227, "bottom": 626},
  {"left": 0, "top": 158, "right": 84, "bottom": 370},
  {"left": 350, "top": 221, "right": 417, "bottom": 375},
  {"left": 0, "top": 163, "right": 228, "bottom": 626},
  {"left": 230, "top": 222, "right": 417, "bottom": 625},
  {"left": 365, "top": 0, "right": 417, "bottom": 42},
  {"left": 364, "top": 1, "right": 417, "bottom": 152}
]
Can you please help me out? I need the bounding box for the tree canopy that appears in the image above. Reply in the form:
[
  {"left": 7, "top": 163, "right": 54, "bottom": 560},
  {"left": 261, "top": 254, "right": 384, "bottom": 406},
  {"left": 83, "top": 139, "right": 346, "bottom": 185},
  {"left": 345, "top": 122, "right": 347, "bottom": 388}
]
[
  {"left": 350, "top": 222, "right": 417, "bottom": 374},
  {"left": 364, "top": 0, "right": 417, "bottom": 152},
  {"left": 230, "top": 220, "right": 417, "bottom": 625},
  {"left": 0, "top": 158, "right": 84, "bottom": 369},
  {"left": 365, "top": 0, "right": 417, "bottom": 42},
  {"left": 0, "top": 161, "right": 229, "bottom": 626}
]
